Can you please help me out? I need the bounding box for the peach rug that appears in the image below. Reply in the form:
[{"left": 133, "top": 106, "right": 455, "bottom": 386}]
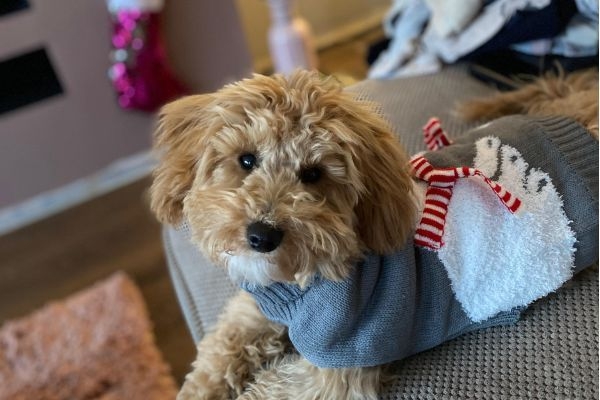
[{"left": 0, "top": 272, "right": 178, "bottom": 400}]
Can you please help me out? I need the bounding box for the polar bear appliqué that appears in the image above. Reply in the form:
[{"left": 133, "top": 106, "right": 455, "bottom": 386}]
[{"left": 437, "top": 136, "right": 577, "bottom": 322}]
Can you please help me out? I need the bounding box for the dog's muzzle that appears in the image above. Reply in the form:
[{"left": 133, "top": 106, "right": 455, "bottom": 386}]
[{"left": 246, "top": 221, "right": 284, "bottom": 253}]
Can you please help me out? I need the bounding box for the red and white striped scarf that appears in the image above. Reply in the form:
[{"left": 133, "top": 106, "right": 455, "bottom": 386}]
[
  {"left": 422, "top": 116, "right": 452, "bottom": 151},
  {"left": 411, "top": 118, "right": 522, "bottom": 250}
]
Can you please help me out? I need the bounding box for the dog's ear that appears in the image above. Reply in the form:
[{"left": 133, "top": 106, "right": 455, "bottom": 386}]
[
  {"left": 338, "top": 99, "right": 416, "bottom": 253},
  {"left": 150, "top": 94, "right": 214, "bottom": 225}
]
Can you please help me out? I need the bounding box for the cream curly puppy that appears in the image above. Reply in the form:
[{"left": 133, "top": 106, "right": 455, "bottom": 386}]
[
  {"left": 151, "top": 71, "right": 413, "bottom": 399},
  {"left": 151, "top": 69, "right": 598, "bottom": 400}
]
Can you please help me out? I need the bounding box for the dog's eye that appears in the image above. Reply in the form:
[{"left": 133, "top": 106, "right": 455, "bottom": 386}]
[
  {"left": 239, "top": 153, "right": 257, "bottom": 171},
  {"left": 299, "top": 166, "right": 322, "bottom": 184}
]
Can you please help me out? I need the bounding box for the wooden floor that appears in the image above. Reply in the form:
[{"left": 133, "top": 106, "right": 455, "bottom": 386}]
[
  {"left": 0, "top": 29, "right": 381, "bottom": 385},
  {"left": 0, "top": 178, "right": 196, "bottom": 383}
]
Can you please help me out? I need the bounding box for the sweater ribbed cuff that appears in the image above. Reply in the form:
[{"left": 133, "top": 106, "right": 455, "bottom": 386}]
[
  {"left": 241, "top": 281, "right": 305, "bottom": 325},
  {"left": 533, "top": 116, "right": 598, "bottom": 202}
]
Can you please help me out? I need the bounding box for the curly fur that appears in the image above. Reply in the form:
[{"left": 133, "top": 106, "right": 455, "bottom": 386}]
[
  {"left": 150, "top": 69, "right": 598, "bottom": 400},
  {"left": 151, "top": 71, "right": 416, "bottom": 287},
  {"left": 458, "top": 68, "right": 599, "bottom": 138}
]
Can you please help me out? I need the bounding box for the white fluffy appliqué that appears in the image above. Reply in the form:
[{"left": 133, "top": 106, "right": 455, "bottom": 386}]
[
  {"left": 438, "top": 136, "right": 577, "bottom": 322},
  {"left": 223, "top": 253, "right": 284, "bottom": 286}
]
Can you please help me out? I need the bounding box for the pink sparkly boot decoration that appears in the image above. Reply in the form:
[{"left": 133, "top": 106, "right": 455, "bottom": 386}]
[{"left": 107, "top": 0, "right": 187, "bottom": 112}]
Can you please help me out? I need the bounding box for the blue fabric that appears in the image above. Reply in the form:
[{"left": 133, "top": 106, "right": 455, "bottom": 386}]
[
  {"left": 242, "top": 244, "right": 520, "bottom": 368},
  {"left": 462, "top": 0, "right": 578, "bottom": 60}
]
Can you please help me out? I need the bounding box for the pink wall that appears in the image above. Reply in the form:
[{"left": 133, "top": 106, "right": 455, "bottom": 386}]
[
  {"left": 164, "top": 0, "right": 253, "bottom": 92},
  {"left": 0, "top": 0, "right": 251, "bottom": 209}
]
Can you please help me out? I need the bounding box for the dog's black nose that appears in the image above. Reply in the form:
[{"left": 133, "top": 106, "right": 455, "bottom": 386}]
[{"left": 246, "top": 222, "right": 284, "bottom": 253}]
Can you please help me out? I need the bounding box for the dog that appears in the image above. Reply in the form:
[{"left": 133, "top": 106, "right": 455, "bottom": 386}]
[{"left": 150, "top": 69, "right": 598, "bottom": 400}]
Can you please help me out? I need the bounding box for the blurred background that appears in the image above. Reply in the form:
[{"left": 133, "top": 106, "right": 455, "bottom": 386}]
[
  {"left": 0, "top": 0, "right": 389, "bottom": 216},
  {"left": 0, "top": 0, "right": 597, "bottom": 394}
]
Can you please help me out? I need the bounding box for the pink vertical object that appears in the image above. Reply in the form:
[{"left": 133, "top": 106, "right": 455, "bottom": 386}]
[
  {"left": 267, "top": 0, "right": 318, "bottom": 74},
  {"left": 107, "top": 0, "right": 187, "bottom": 112}
]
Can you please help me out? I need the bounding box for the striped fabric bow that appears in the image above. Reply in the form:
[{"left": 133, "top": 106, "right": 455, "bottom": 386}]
[{"left": 411, "top": 119, "right": 522, "bottom": 250}]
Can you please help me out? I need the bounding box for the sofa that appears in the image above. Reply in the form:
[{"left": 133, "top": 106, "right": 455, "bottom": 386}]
[{"left": 162, "top": 65, "right": 599, "bottom": 399}]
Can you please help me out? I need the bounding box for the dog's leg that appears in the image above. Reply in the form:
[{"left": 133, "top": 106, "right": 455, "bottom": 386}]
[
  {"left": 458, "top": 69, "right": 598, "bottom": 137},
  {"left": 178, "top": 291, "right": 290, "bottom": 400},
  {"left": 238, "top": 354, "right": 387, "bottom": 400}
]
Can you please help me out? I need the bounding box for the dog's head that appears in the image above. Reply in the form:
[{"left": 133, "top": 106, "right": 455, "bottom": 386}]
[{"left": 150, "top": 70, "right": 416, "bottom": 286}]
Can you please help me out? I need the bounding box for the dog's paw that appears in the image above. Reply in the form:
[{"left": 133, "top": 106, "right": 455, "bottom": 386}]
[
  {"left": 177, "top": 377, "right": 233, "bottom": 400},
  {"left": 235, "top": 392, "right": 257, "bottom": 400},
  {"left": 177, "top": 364, "right": 241, "bottom": 400}
]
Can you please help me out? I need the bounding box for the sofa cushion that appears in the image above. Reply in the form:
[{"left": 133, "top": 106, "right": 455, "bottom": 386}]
[{"left": 162, "top": 65, "right": 599, "bottom": 398}]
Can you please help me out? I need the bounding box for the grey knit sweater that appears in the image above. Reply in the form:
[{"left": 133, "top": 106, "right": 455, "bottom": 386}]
[{"left": 242, "top": 116, "right": 598, "bottom": 369}]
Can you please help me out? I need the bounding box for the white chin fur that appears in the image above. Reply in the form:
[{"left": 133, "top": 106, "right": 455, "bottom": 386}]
[{"left": 223, "top": 253, "right": 285, "bottom": 286}]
